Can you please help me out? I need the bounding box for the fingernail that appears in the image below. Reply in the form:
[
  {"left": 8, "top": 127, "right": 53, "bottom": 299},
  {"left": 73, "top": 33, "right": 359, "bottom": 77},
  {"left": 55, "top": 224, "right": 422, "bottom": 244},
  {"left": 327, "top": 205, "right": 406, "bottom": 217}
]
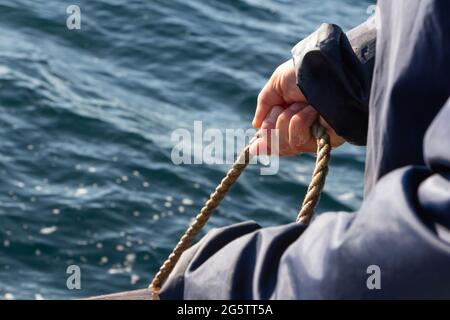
[
  {"left": 289, "top": 103, "right": 303, "bottom": 112},
  {"left": 304, "top": 105, "right": 318, "bottom": 116},
  {"left": 265, "top": 106, "right": 283, "bottom": 124}
]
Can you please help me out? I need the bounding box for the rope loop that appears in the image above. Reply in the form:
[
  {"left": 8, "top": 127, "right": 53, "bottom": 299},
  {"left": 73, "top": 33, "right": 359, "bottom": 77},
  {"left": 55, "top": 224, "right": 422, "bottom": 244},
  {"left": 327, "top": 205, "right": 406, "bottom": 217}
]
[{"left": 149, "top": 122, "right": 331, "bottom": 298}]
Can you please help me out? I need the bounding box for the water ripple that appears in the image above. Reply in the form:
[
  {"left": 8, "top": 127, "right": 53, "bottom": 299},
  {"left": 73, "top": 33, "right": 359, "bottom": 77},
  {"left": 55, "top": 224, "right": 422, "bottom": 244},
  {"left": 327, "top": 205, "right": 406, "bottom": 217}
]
[{"left": 0, "top": 0, "right": 372, "bottom": 299}]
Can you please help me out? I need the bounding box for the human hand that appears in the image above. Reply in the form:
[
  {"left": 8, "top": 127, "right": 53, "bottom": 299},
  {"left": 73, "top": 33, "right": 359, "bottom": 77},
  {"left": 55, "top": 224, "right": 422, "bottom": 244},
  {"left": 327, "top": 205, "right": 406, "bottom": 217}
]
[{"left": 251, "top": 60, "right": 345, "bottom": 156}]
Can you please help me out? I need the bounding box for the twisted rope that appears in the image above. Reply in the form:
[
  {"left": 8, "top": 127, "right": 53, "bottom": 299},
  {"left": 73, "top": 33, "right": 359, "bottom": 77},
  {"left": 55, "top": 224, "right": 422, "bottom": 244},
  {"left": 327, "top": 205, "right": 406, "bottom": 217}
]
[
  {"left": 296, "top": 123, "right": 331, "bottom": 224},
  {"left": 149, "top": 123, "right": 331, "bottom": 299},
  {"left": 149, "top": 137, "right": 255, "bottom": 299}
]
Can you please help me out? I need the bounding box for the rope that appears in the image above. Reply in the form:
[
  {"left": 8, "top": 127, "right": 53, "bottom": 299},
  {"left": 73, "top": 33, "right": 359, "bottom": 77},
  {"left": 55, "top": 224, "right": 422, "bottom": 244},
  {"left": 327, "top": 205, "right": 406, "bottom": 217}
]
[
  {"left": 296, "top": 123, "right": 331, "bottom": 224},
  {"left": 149, "top": 123, "right": 331, "bottom": 299}
]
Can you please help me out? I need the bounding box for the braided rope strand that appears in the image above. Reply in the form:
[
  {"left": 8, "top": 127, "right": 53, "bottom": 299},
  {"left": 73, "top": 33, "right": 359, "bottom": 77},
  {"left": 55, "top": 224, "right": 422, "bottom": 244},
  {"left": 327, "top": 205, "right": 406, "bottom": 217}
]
[
  {"left": 149, "top": 142, "right": 253, "bottom": 298},
  {"left": 149, "top": 123, "right": 331, "bottom": 299},
  {"left": 296, "top": 123, "right": 331, "bottom": 224}
]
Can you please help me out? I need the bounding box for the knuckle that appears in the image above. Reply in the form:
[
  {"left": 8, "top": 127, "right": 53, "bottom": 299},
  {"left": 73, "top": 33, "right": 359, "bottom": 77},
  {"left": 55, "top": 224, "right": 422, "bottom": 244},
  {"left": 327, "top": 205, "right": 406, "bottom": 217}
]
[
  {"left": 273, "top": 64, "right": 283, "bottom": 75},
  {"left": 277, "top": 112, "right": 289, "bottom": 125},
  {"left": 291, "top": 113, "right": 304, "bottom": 127},
  {"left": 257, "top": 91, "right": 268, "bottom": 105}
]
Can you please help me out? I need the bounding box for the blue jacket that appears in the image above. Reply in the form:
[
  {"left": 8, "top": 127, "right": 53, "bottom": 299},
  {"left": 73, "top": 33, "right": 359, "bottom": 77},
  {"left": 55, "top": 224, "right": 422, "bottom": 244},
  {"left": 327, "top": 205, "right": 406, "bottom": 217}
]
[{"left": 160, "top": 0, "right": 450, "bottom": 299}]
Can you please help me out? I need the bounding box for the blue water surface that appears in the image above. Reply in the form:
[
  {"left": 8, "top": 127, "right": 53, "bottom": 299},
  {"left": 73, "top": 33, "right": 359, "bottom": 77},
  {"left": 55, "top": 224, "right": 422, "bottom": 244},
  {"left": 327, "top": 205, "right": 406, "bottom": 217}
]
[{"left": 0, "top": 0, "right": 372, "bottom": 299}]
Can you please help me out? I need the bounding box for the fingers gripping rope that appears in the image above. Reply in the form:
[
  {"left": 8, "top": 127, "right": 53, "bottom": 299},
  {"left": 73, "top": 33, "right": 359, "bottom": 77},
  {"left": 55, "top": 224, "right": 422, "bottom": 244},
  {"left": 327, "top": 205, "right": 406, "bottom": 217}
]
[{"left": 149, "top": 123, "right": 331, "bottom": 299}]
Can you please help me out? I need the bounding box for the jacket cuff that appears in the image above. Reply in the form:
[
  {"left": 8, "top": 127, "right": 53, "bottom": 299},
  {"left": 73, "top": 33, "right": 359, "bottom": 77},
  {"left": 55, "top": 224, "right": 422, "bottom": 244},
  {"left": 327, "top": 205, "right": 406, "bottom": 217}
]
[{"left": 291, "top": 19, "right": 376, "bottom": 145}]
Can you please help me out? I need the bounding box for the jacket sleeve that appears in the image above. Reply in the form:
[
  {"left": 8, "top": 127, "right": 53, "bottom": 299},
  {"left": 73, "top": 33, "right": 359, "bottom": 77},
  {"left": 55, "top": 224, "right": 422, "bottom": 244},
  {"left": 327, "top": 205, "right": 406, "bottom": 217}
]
[
  {"left": 291, "top": 17, "right": 376, "bottom": 145},
  {"left": 160, "top": 98, "right": 450, "bottom": 299}
]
